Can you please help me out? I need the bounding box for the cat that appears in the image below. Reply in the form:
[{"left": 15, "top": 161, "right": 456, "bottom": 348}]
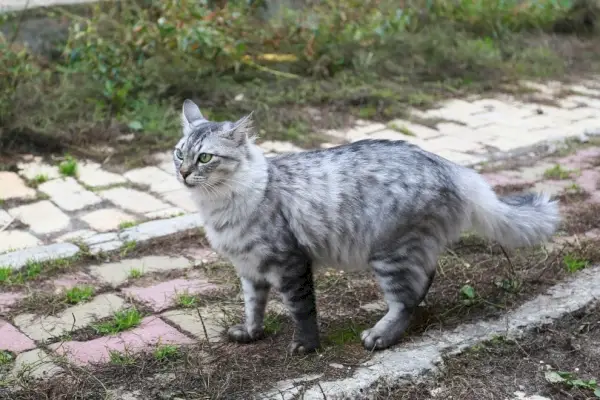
[{"left": 173, "top": 99, "right": 560, "bottom": 354}]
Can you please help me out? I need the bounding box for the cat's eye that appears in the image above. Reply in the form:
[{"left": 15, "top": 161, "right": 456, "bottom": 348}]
[
  {"left": 175, "top": 149, "right": 183, "bottom": 160},
  {"left": 198, "top": 153, "right": 213, "bottom": 164}
]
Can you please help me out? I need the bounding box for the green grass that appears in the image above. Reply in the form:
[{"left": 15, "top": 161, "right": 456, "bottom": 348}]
[
  {"left": 1, "top": 0, "right": 598, "bottom": 164},
  {"left": 263, "top": 313, "right": 284, "bottom": 336},
  {"left": 544, "top": 164, "right": 574, "bottom": 180},
  {"left": 0, "top": 351, "right": 13, "bottom": 365},
  {"left": 176, "top": 292, "right": 197, "bottom": 308},
  {"left": 58, "top": 155, "right": 78, "bottom": 177},
  {"left": 324, "top": 322, "right": 365, "bottom": 346},
  {"left": 94, "top": 308, "right": 143, "bottom": 335},
  {"left": 0, "top": 261, "right": 43, "bottom": 285},
  {"left": 65, "top": 286, "right": 95, "bottom": 304},
  {"left": 153, "top": 344, "right": 179, "bottom": 362},
  {"left": 118, "top": 221, "right": 137, "bottom": 229},
  {"left": 108, "top": 350, "right": 136, "bottom": 366},
  {"left": 120, "top": 241, "right": 137, "bottom": 256},
  {"left": 128, "top": 268, "right": 143, "bottom": 279},
  {"left": 563, "top": 254, "right": 589, "bottom": 273},
  {"left": 31, "top": 174, "right": 48, "bottom": 185}
]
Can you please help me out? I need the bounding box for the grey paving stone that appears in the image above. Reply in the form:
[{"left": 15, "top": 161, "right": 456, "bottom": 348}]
[
  {"left": 0, "top": 243, "right": 79, "bottom": 270},
  {"left": 119, "top": 213, "right": 203, "bottom": 242}
]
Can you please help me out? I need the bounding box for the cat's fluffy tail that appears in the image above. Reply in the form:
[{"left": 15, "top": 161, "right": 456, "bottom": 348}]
[{"left": 458, "top": 169, "right": 560, "bottom": 249}]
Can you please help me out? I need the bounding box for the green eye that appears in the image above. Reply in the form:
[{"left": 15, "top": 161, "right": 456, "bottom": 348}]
[
  {"left": 175, "top": 149, "right": 183, "bottom": 160},
  {"left": 198, "top": 153, "right": 213, "bottom": 163}
]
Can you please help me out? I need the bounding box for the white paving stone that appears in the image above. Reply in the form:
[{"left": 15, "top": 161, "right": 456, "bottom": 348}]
[
  {"left": 13, "top": 293, "right": 126, "bottom": 341},
  {"left": 17, "top": 158, "right": 61, "bottom": 181},
  {"left": 259, "top": 140, "right": 304, "bottom": 154},
  {"left": 119, "top": 213, "right": 203, "bottom": 243},
  {"left": 99, "top": 187, "right": 171, "bottom": 213},
  {"left": 80, "top": 208, "right": 136, "bottom": 232},
  {"left": 0, "top": 230, "right": 41, "bottom": 253},
  {"left": 419, "top": 136, "right": 485, "bottom": 154},
  {"left": 8, "top": 201, "right": 70, "bottom": 234},
  {"left": 123, "top": 166, "right": 181, "bottom": 193},
  {"left": 38, "top": 177, "right": 102, "bottom": 211},
  {"left": 89, "top": 256, "right": 192, "bottom": 287},
  {"left": 55, "top": 229, "right": 97, "bottom": 243},
  {"left": 77, "top": 161, "right": 127, "bottom": 188},
  {"left": 0, "top": 243, "right": 79, "bottom": 270},
  {"left": 0, "top": 209, "right": 11, "bottom": 225},
  {"left": 145, "top": 207, "right": 185, "bottom": 220},
  {"left": 161, "top": 190, "right": 198, "bottom": 212},
  {"left": 387, "top": 119, "right": 441, "bottom": 139},
  {"left": 161, "top": 308, "right": 228, "bottom": 343},
  {"left": 11, "top": 348, "right": 63, "bottom": 380},
  {"left": 0, "top": 172, "right": 36, "bottom": 200}
]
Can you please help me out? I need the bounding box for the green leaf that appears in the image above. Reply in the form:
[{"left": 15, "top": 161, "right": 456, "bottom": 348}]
[
  {"left": 594, "top": 388, "right": 600, "bottom": 398},
  {"left": 460, "top": 284, "right": 476, "bottom": 299},
  {"left": 128, "top": 120, "right": 143, "bottom": 131},
  {"left": 545, "top": 371, "right": 566, "bottom": 384}
]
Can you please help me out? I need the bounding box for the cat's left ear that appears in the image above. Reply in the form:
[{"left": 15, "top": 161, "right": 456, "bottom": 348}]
[
  {"left": 181, "top": 99, "right": 206, "bottom": 136},
  {"left": 226, "top": 112, "right": 257, "bottom": 144}
]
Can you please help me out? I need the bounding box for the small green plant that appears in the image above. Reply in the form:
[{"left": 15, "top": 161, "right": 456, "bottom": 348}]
[
  {"left": 0, "top": 267, "right": 12, "bottom": 284},
  {"left": 24, "top": 261, "right": 42, "bottom": 279},
  {"left": 58, "top": 155, "right": 78, "bottom": 177},
  {"left": 128, "top": 268, "right": 143, "bottom": 279},
  {"left": 176, "top": 292, "right": 197, "bottom": 308},
  {"left": 153, "top": 344, "right": 179, "bottom": 362},
  {"left": 563, "top": 254, "right": 589, "bottom": 273},
  {"left": 0, "top": 351, "right": 13, "bottom": 365},
  {"left": 94, "top": 308, "right": 143, "bottom": 335},
  {"left": 0, "top": 262, "right": 41, "bottom": 285},
  {"left": 545, "top": 370, "right": 600, "bottom": 398},
  {"left": 324, "top": 322, "right": 364, "bottom": 346},
  {"left": 495, "top": 278, "right": 522, "bottom": 293},
  {"left": 460, "top": 284, "right": 477, "bottom": 305},
  {"left": 543, "top": 164, "right": 572, "bottom": 180},
  {"left": 65, "top": 286, "right": 95, "bottom": 304},
  {"left": 120, "top": 240, "right": 137, "bottom": 256},
  {"left": 263, "top": 313, "right": 283, "bottom": 336},
  {"left": 109, "top": 350, "right": 136, "bottom": 366},
  {"left": 388, "top": 122, "right": 415, "bottom": 136},
  {"left": 31, "top": 174, "right": 48, "bottom": 185},
  {"left": 118, "top": 221, "right": 137, "bottom": 229}
]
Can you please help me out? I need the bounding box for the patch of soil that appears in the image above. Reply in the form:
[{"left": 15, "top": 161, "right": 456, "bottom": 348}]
[{"left": 378, "top": 302, "right": 600, "bottom": 400}]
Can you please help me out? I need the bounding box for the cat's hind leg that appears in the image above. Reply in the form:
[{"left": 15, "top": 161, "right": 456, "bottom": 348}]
[{"left": 362, "top": 237, "right": 438, "bottom": 351}]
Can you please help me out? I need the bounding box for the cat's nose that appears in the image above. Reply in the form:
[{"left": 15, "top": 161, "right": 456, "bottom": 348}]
[{"left": 180, "top": 168, "right": 191, "bottom": 180}]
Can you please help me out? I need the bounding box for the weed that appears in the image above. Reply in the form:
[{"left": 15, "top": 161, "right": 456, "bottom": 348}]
[
  {"left": 325, "top": 322, "right": 364, "bottom": 346},
  {"left": 128, "top": 268, "right": 143, "bottom": 279},
  {"left": 120, "top": 240, "right": 137, "bottom": 256},
  {"left": 543, "top": 164, "right": 573, "bottom": 179},
  {"left": 0, "top": 267, "right": 11, "bottom": 284},
  {"left": 153, "top": 344, "right": 179, "bottom": 362},
  {"left": 24, "top": 261, "right": 42, "bottom": 279},
  {"left": 109, "top": 350, "right": 136, "bottom": 366},
  {"left": 460, "top": 284, "right": 477, "bottom": 305},
  {"left": 65, "top": 286, "right": 95, "bottom": 304},
  {"left": 545, "top": 370, "right": 600, "bottom": 398},
  {"left": 58, "top": 155, "right": 78, "bottom": 177},
  {"left": 563, "top": 253, "right": 589, "bottom": 272},
  {"left": 0, "top": 351, "right": 12, "bottom": 365},
  {"left": 176, "top": 292, "right": 197, "bottom": 308},
  {"left": 118, "top": 221, "right": 137, "bottom": 229},
  {"left": 31, "top": 174, "right": 48, "bottom": 186},
  {"left": 263, "top": 313, "right": 284, "bottom": 336},
  {"left": 94, "top": 308, "right": 143, "bottom": 335},
  {"left": 388, "top": 123, "right": 415, "bottom": 136}
]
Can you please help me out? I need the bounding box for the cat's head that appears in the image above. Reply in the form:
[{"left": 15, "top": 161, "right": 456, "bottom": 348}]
[{"left": 174, "top": 99, "right": 257, "bottom": 189}]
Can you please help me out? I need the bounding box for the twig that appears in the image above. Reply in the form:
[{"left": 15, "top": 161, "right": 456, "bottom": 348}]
[
  {"left": 317, "top": 382, "right": 327, "bottom": 399},
  {"left": 499, "top": 245, "right": 516, "bottom": 277},
  {"left": 0, "top": 216, "right": 15, "bottom": 232},
  {"left": 196, "top": 307, "right": 210, "bottom": 342}
]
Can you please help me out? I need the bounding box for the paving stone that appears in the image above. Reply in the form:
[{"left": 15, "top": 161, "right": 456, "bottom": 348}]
[
  {"left": 259, "top": 140, "right": 304, "bottom": 153},
  {"left": 161, "top": 308, "right": 228, "bottom": 343},
  {"left": 360, "top": 129, "right": 416, "bottom": 142},
  {"left": 51, "top": 272, "right": 99, "bottom": 293},
  {"left": 419, "top": 136, "right": 485, "bottom": 154},
  {"left": 532, "top": 180, "right": 572, "bottom": 197},
  {"left": 436, "top": 122, "right": 479, "bottom": 137},
  {"left": 90, "top": 240, "right": 123, "bottom": 255},
  {"left": 17, "top": 159, "right": 60, "bottom": 181},
  {"left": 145, "top": 207, "right": 185, "bottom": 220},
  {"left": 38, "top": 177, "right": 101, "bottom": 211},
  {"left": 158, "top": 161, "right": 176, "bottom": 176},
  {"left": 0, "top": 209, "right": 11, "bottom": 225},
  {"left": 80, "top": 208, "right": 136, "bottom": 232},
  {"left": 49, "top": 316, "right": 194, "bottom": 365},
  {"left": 77, "top": 161, "right": 127, "bottom": 188},
  {"left": 568, "top": 84, "right": 600, "bottom": 97},
  {"left": 0, "top": 172, "right": 36, "bottom": 201},
  {"left": 0, "top": 242, "right": 79, "bottom": 270},
  {"left": 89, "top": 256, "right": 191, "bottom": 287},
  {"left": 13, "top": 293, "right": 126, "bottom": 341},
  {"left": 55, "top": 229, "right": 97, "bottom": 243},
  {"left": 518, "top": 163, "right": 560, "bottom": 182},
  {"left": 575, "top": 169, "right": 600, "bottom": 193},
  {"left": 161, "top": 189, "right": 198, "bottom": 212},
  {"left": 123, "top": 278, "right": 219, "bottom": 312},
  {"left": 424, "top": 99, "right": 481, "bottom": 121},
  {"left": 184, "top": 246, "right": 221, "bottom": 265},
  {"left": 119, "top": 213, "right": 203, "bottom": 243},
  {"left": 482, "top": 170, "right": 533, "bottom": 188},
  {"left": 99, "top": 187, "right": 171, "bottom": 213},
  {"left": 386, "top": 120, "right": 440, "bottom": 140},
  {"left": 0, "top": 230, "right": 41, "bottom": 253},
  {"left": 433, "top": 150, "right": 484, "bottom": 166},
  {"left": 0, "top": 292, "right": 25, "bottom": 313},
  {"left": 8, "top": 200, "right": 71, "bottom": 234},
  {"left": 0, "top": 320, "right": 36, "bottom": 353},
  {"left": 556, "top": 147, "right": 600, "bottom": 170},
  {"left": 513, "top": 391, "right": 551, "bottom": 400},
  {"left": 123, "top": 166, "right": 181, "bottom": 193},
  {"left": 83, "top": 232, "right": 119, "bottom": 246},
  {"left": 11, "top": 349, "right": 62, "bottom": 380}
]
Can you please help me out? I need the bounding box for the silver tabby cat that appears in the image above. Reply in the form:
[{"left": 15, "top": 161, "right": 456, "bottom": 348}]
[{"left": 174, "top": 99, "right": 560, "bottom": 354}]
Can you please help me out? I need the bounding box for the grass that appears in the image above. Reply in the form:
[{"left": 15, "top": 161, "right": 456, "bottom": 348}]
[
  {"left": 93, "top": 308, "right": 143, "bottom": 335},
  {"left": 58, "top": 155, "right": 78, "bottom": 177},
  {"left": 118, "top": 221, "right": 137, "bottom": 229},
  {"left": 65, "top": 286, "right": 95, "bottom": 304},
  {"left": 120, "top": 241, "right": 137, "bottom": 257},
  {"left": 1, "top": 0, "right": 599, "bottom": 165},
  {"left": 128, "top": 268, "right": 143, "bottom": 279},
  {"left": 543, "top": 164, "right": 575, "bottom": 179},
  {"left": 109, "top": 350, "right": 136, "bottom": 366},
  {"left": 153, "top": 344, "right": 179, "bottom": 362},
  {"left": 563, "top": 253, "right": 589, "bottom": 272},
  {"left": 176, "top": 292, "right": 197, "bottom": 308},
  {"left": 0, "top": 351, "right": 13, "bottom": 365},
  {"left": 0, "top": 261, "right": 43, "bottom": 285}
]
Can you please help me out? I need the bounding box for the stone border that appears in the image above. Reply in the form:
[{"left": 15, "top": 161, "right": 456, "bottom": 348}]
[{"left": 258, "top": 265, "right": 600, "bottom": 399}]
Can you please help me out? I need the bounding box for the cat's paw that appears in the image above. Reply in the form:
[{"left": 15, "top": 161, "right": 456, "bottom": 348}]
[
  {"left": 227, "top": 324, "right": 264, "bottom": 344},
  {"left": 288, "top": 338, "right": 320, "bottom": 355},
  {"left": 360, "top": 328, "right": 398, "bottom": 351}
]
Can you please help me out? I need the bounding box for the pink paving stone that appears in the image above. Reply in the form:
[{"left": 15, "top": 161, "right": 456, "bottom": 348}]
[
  {"left": 184, "top": 247, "right": 221, "bottom": 265},
  {"left": 48, "top": 317, "right": 194, "bottom": 365},
  {"left": 122, "top": 279, "right": 219, "bottom": 312},
  {"left": 575, "top": 169, "right": 600, "bottom": 194},
  {"left": 0, "top": 292, "right": 25, "bottom": 313},
  {"left": 481, "top": 171, "right": 533, "bottom": 187},
  {"left": 0, "top": 320, "right": 36, "bottom": 353},
  {"left": 51, "top": 272, "right": 98, "bottom": 293},
  {"left": 556, "top": 148, "right": 600, "bottom": 169}
]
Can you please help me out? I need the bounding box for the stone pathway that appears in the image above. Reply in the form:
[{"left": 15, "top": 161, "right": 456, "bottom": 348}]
[{"left": 2, "top": 79, "right": 600, "bottom": 398}]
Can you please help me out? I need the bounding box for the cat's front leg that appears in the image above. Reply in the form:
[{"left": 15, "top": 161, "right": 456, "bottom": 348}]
[
  {"left": 228, "top": 277, "right": 271, "bottom": 343},
  {"left": 279, "top": 260, "right": 320, "bottom": 355}
]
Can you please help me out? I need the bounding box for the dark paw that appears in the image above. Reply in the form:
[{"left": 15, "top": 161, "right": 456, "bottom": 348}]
[
  {"left": 288, "top": 339, "right": 320, "bottom": 355},
  {"left": 227, "top": 324, "right": 264, "bottom": 344},
  {"left": 360, "top": 328, "right": 397, "bottom": 351}
]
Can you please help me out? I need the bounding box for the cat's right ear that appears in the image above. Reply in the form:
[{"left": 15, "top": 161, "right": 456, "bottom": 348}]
[{"left": 181, "top": 99, "right": 205, "bottom": 136}]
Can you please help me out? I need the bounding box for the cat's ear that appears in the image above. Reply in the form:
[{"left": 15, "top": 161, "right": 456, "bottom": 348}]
[
  {"left": 181, "top": 99, "right": 205, "bottom": 136},
  {"left": 226, "top": 112, "right": 257, "bottom": 144}
]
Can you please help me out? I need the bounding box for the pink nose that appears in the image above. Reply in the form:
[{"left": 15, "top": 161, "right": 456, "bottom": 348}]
[{"left": 180, "top": 169, "right": 191, "bottom": 179}]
